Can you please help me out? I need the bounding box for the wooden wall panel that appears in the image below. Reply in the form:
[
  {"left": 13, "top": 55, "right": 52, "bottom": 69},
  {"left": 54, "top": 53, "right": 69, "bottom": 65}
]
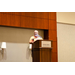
[
  {"left": 10, "top": 12, "right": 15, "bottom": 15},
  {"left": 6, "top": 12, "right": 11, "bottom": 14},
  {"left": 15, "top": 15, "right": 21, "bottom": 27},
  {"left": 49, "top": 30, "right": 57, "bottom": 41},
  {"left": 10, "top": 14, "right": 20, "bottom": 27},
  {"left": 49, "top": 30, "right": 53, "bottom": 40},
  {"left": 21, "top": 16, "right": 30, "bottom": 28},
  {"left": 1, "top": 13, "right": 11, "bottom": 26},
  {"left": 25, "top": 12, "right": 31, "bottom": 17},
  {"left": 43, "top": 19, "right": 49, "bottom": 29},
  {"left": 20, "top": 16, "right": 25, "bottom": 27},
  {"left": 10, "top": 14, "right": 15, "bottom": 26},
  {"left": 9, "top": 12, "right": 21, "bottom": 15},
  {"left": 49, "top": 12, "right": 56, "bottom": 20},
  {"left": 6, "top": 14, "right": 11, "bottom": 26},
  {"left": 2, "top": 12, "right": 12, "bottom": 15},
  {"left": 0, "top": 13, "right": 2, "bottom": 25},
  {"left": 49, "top": 12, "right": 50, "bottom": 20},
  {"left": 29, "top": 17, "right": 38, "bottom": 28},
  {"left": 37, "top": 18, "right": 48, "bottom": 29},
  {"left": 52, "top": 30, "right": 57, "bottom": 41},
  {"left": 52, "top": 41, "right": 57, "bottom": 52},
  {"left": 48, "top": 12, "right": 55, "bottom": 20},
  {"left": 52, "top": 52, "right": 57, "bottom": 62},
  {"left": 0, "top": 12, "right": 49, "bottom": 29},
  {"left": 20, "top": 12, "right": 25, "bottom": 16},
  {"left": 3, "top": 12, "right": 21, "bottom": 16},
  {"left": 21, "top": 16, "right": 48, "bottom": 29},
  {"left": 14, "top": 12, "right": 21, "bottom": 16},
  {"left": 20, "top": 12, "right": 32, "bottom": 17},
  {"left": 1, "top": 12, "right": 6, "bottom": 14},
  {"left": 43, "top": 12, "right": 49, "bottom": 19},
  {"left": 20, "top": 12, "right": 49, "bottom": 19},
  {"left": 30, "top": 12, "right": 37, "bottom": 18},
  {"left": 49, "top": 20, "right": 56, "bottom": 30},
  {"left": 37, "top": 12, "right": 49, "bottom": 19},
  {"left": 37, "top": 18, "right": 44, "bottom": 29},
  {"left": 2, "top": 12, "right": 10, "bottom": 14},
  {"left": 48, "top": 12, "right": 57, "bottom": 62},
  {"left": 1, "top": 13, "right": 7, "bottom": 26}
]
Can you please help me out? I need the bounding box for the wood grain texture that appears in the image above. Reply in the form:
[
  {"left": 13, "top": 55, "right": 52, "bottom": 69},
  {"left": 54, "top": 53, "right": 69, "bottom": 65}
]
[
  {"left": 21, "top": 16, "right": 33, "bottom": 28},
  {"left": 1, "top": 13, "right": 11, "bottom": 26},
  {"left": 48, "top": 12, "right": 57, "bottom": 62},
  {"left": 37, "top": 18, "right": 44, "bottom": 29},
  {"left": 21, "top": 12, "right": 49, "bottom": 19},
  {"left": 20, "top": 12, "right": 25, "bottom": 16},
  {"left": 0, "top": 12, "right": 2, "bottom": 25},
  {"left": 21, "top": 16, "right": 49, "bottom": 29},
  {"left": 21, "top": 12, "right": 36, "bottom": 17},
  {"left": 14, "top": 12, "right": 21, "bottom": 16},
  {"left": 30, "top": 12, "right": 37, "bottom": 18},
  {"left": 43, "top": 19, "right": 49, "bottom": 29},
  {"left": 49, "top": 30, "right": 57, "bottom": 41},
  {"left": 32, "top": 49, "right": 40, "bottom": 62},
  {"left": 1, "top": 13, "right": 7, "bottom": 25},
  {"left": 0, "top": 12, "right": 49, "bottom": 29},
  {"left": 49, "top": 12, "right": 51, "bottom": 20},
  {"left": 37, "top": 12, "right": 49, "bottom": 19},
  {"left": 5, "top": 12, "right": 12, "bottom": 14},
  {"left": 52, "top": 52, "right": 57, "bottom": 62},
  {"left": 25, "top": 12, "right": 31, "bottom": 17},
  {"left": 6, "top": 14, "right": 11, "bottom": 26},
  {"left": 32, "top": 48, "right": 52, "bottom": 62},
  {"left": 52, "top": 41, "right": 57, "bottom": 52},
  {"left": 32, "top": 40, "right": 52, "bottom": 62},
  {"left": 36, "top": 18, "right": 48, "bottom": 29},
  {"left": 49, "top": 20, "right": 56, "bottom": 30},
  {"left": 40, "top": 49, "right": 52, "bottom": 62},
  {"left": 10, "top": 14, "right": 20, "bottom": 27},
  {"left": 29, "top": 17, "right": 37, "bottom": 28},
  {"left": 1, "top": 12, "right": 5, "bottom": 14},
  {"left": 2, "top": 12, "right": 11, "bottom": 14},
  {"left": 51, "top": 12, "right": 56, "bottom": 20},
  {"left": 10, "top": 14, "right": 15, "bottom": 26}
]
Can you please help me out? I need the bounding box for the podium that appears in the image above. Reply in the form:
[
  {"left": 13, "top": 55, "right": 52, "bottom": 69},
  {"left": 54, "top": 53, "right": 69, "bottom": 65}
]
[{"left": 32, "top": 40, "right": 53, "bottom": 62}]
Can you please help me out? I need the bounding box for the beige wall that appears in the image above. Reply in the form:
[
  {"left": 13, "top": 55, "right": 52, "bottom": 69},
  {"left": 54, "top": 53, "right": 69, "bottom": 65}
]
[
  {"left": 57, "top": 23, "right": 75, "bottom": 62},
  {"left": 0, "top": 27, "right": 44, "bottom": 43},
  {"left": 0, "top": 27, "right": 44, "bottom": 62},
  {"left": 57, "top": 12, "right": 75, "bottom": 24},
  {"left": 57, "top": 12, "right": 75, "bottom": 62}
]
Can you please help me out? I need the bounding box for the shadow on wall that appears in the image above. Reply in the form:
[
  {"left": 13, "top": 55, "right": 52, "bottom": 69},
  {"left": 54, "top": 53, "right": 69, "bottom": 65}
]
[
  {"left": 0, "top": 49, "right": 7, "bottom": 60},
  {"left": 26, "top": 46, "right": 31, "bottom": 59}
]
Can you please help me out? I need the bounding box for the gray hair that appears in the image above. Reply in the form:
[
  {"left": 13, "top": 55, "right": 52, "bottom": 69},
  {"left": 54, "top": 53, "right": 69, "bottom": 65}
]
[{"left": 34, "top": 30, "right": 38, "bottom": 33}]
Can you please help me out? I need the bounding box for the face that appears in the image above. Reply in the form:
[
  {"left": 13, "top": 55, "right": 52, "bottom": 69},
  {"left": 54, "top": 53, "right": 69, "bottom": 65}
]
[
  {"left": 34, "top": 31, "right": 38, "bottom": 37},
  {"left": 34, "top": 32, "right": 38, "bottom": 35}
]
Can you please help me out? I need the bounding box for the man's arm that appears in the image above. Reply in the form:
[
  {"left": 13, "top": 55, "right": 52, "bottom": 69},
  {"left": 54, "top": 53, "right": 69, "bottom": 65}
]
[{"left": 29, "top": 36, "right": 34, "bottom": 43}]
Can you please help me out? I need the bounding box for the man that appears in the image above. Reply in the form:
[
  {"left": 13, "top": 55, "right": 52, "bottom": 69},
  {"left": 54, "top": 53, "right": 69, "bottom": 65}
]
[
  {"left": 29, "top": 30, "right": 43, "bottom": 59},
  {"left": 29, "top": 30, "right": 43, "bottom": 43}
]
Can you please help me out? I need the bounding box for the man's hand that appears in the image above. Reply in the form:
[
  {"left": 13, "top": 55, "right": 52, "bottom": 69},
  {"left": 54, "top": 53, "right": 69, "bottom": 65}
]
[{"left": 29, "top": 40, "right": 34, "bottom": 43}]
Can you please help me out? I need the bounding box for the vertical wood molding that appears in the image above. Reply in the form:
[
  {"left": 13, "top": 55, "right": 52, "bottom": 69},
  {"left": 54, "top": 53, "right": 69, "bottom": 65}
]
[{"left": 48, "top": 12, "right": 58, "bottom": 62}]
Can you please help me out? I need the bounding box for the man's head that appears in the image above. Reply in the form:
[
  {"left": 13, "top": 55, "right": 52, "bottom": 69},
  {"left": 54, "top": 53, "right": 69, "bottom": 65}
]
[{"left": 34, "top": 30, "right": 39, "bottom": 37}]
